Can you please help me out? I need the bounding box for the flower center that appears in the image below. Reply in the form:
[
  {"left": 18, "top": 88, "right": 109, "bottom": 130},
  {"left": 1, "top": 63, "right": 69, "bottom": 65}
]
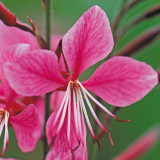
[
  {"left": 53, "top": 80, "right": 129, "bottom": 148},
  {"left": 70, "top": 81, "right": 79, "bottom": 89}
]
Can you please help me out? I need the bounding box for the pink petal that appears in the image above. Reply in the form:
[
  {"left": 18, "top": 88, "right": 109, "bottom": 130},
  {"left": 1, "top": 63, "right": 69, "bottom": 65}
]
[
  {"left": 46, "top": 108, "right": 87, "bottom": 160},
  {"left": 0, "top": 44, "right": 30, "bottom": 104},
  {"left": 4, "top": 50, "right": 67, "bottom": 96},
  {"left": 9, "top": 104, "right": 42, "bottom": 152},
  {"left": 21, "top": 96, "right": 45, "bottom": 126},
  {"left": 0, "top": 21, "right": 39, "bottom": 52},
  {"left": 51, "top": 35, "right": 66, "bottom": 71},
  {"left": 82, "top": 56, "right": 158, "bottom": 107},
  {"left": 51, "top": 35, "right": 62, "bottom": 52},
  {"left": 0, "top": 84, "right": 5, "bottom": 96},
  {"left": 113, "top": 127, "right": 160, "bottom": 160},
  {"left": 50, "top": 91, "right": 65, "bottom": 112},
  {"left": 63, "top": 6, "right": 114, "bottom": 79}
]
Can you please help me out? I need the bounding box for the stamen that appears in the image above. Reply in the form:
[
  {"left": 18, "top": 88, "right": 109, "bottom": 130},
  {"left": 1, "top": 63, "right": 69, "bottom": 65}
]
[
  {"left": 0, "top": 110, "right": 9, "bottom": 157},
  {"left": 1, "top": 112, "right": 9, "bottom": 157},
  {"left": 80, "top": 88, "right": 114, "bottom": 146},
  {"left": 77, "top": 88, "right": 96, "bottom": 140},
  {"left": 67, "top": 87, "right": 71, "bottom": 146},
  {"left": 0, "top": 120, "right": 5, "bottom": 136},
  {"left": 73, "top": 90, "right": 80, "bottom": 138},
  {"left": 76, "top": 91, "right": 82, "bottom": 140},
  {"left": 56, "top": 90, "right": 69, "bottom": 134},
  {"left": 54, "top": 83, "right": 70, "bottom": 126},
  {"left": 78, "top": 82, "right": 130, "bottom": 122}
]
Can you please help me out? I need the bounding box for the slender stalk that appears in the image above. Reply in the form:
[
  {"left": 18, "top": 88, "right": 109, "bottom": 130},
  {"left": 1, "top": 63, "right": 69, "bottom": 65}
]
[
  {"left": 88, "top": 103, "right": 100, "bottom": 160},
  {"left": 43, "top": 93, "right": 51, "bottom": 159},
  {"left": 43, "top": 0, "right": 51, "bottom": 159},
  {"left": 45, "top": 0, "right": 51, "bottom": 50}
]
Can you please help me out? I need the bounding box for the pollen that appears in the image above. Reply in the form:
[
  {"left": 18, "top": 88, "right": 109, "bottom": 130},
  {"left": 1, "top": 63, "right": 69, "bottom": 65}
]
[
  {"left": 70, "top": 80, "right": 79, "bottom": 89},
  {"left": 0, "top": 109, "right": 8, "bottom": 122}
]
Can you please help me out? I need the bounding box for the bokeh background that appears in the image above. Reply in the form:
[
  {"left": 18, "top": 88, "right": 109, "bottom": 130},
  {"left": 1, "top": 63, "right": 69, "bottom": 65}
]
[{"left": 1, "top": 0, "right": 160, "bottom": 159}]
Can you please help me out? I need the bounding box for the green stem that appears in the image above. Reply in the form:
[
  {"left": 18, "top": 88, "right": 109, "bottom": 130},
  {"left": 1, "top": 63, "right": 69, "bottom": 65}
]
[
  {"left": 45, "top": 0, "right": 51, "bottom": 50},
  {"left": 43, "top": 93, "right": 51, "bottom": 159},
  {"left": 43, "top": 0, "right": 51, "bottom": 159}
]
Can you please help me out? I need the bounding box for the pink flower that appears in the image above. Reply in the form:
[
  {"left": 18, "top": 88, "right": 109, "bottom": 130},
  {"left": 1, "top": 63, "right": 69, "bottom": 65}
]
[
  {"left": 0, "top": 21, "right": 39, "bottom": 52},
  {"left": 113, "top": 127, "right": 160, "bottom": 160},
  {"left": 4, "top": 5, "right": 158, "bottom": 156},
  {"left": 0, "top": 44, "right": 42, "bottom": 156}
]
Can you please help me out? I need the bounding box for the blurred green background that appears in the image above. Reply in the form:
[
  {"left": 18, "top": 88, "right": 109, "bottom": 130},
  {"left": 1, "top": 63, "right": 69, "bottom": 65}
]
[{"left": 1, "top": 0, "right": 160, "bottom": 159}]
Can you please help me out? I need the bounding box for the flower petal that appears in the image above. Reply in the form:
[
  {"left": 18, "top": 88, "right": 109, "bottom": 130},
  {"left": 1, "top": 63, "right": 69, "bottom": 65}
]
[
  {"left": 51, "top": 35, "right": 62, "bottom": 52},
  {"left": 51, "top": 35, "right": 66, "bottom": 71},
  {"left": 4, "top": 50, "right": 67, "bottom": 96},
  {"left": 46, "top": 108, "right": 87, "bottom": 160},
  {"left": 0, "top": 21, "right": 39, "bottom": 52},
  {"left": 82, "top": 56, "right": 158, "bottom": 107},
  {"left": 63, "top": 5, "right": 114, "bottom": 79},
  {"left": 21, "top": 96, "right": 45, "bottom": 126},
  {"left": 0, "top": 44, "right": 30, "bottom": 104},
  {"left": 9, "top": 104, "right": 42, "bottom": 152},
  {"left": 50, "top": 91, "right": 65, "bottom": 112}
]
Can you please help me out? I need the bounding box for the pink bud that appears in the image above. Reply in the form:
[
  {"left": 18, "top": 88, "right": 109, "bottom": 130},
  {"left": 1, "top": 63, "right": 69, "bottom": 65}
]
[
  {"left": 113, "top": 128, "right": 160, "bottom": 160},
  {"left": 0, "top": 2, "right": 16, "bottom": 26}
]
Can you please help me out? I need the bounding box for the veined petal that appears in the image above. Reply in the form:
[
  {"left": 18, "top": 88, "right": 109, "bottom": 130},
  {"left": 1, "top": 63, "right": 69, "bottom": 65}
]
[
  {"left": 51, "top": 35, "right": 62, "bottom": 52},
  {"left": 4, "top": 50, "right": 67, "bottom": 96},
  {"left": 21, "top": 96, "right": 45, "bottom": 126},
  {"left": 0, "top": 44, "right": 30, "bottom": 104},
  {"left": 63, "top": 5, "right": 114, "bottom": 79},
  {"left": 82, "top": 56, "right": 158, "bottom": 107},
  {"left": 50, "top": 91, "right": 65, "bottom": 112},
  {"left": 0, "top": 21, "right": 39, "bottom": 52},
  {"left": 9, "top": 104, "right": 42, "bottom": 152}
]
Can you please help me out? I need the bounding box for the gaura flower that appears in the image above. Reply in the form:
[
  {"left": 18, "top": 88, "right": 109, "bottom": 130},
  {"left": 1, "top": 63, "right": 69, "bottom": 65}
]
[
  {"left": 0, "top": 44, "right": 42, "bottom": 156},
  {"left": 113, "top": 127, "right": 160, "bottom": 160},
  {"left": 0, "top": 21, "right": 39, "bottom": 52},
  {"left": 4, "top": 5, "right": 158, "bottom": 153}
]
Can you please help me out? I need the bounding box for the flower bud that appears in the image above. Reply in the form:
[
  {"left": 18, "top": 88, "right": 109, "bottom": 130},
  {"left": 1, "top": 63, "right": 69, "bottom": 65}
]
[{"left": 0, "top": 2, "right": 16, "bottom": 26}]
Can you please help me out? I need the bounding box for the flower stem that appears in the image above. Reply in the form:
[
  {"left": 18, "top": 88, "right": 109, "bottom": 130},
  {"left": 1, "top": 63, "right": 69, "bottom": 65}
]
[
  {"left": 43, "top": 0, "right": 51, "bottom": 159},
  {"left": 45, "top": 0, "right": 51, "bottom": 50},
  {"left": 43, "top": 93, "right": 51, "bottom": 159}
]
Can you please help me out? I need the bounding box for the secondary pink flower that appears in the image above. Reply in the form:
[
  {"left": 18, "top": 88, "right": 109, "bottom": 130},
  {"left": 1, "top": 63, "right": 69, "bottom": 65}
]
[
  {"left": 21, "top": 96, "right": 45, "bottom": 126},
  {"left": 4, "top": 5, "right": 158, "bottom": 149},
  {"left": 0, "top": 22, "right": 39, "bottom": 52},
  {"left": 0, "top": 44, "right": 42, "bottom": 156},
  {"left": 113, "top": 127, "right": 160, "bottom": 160}
]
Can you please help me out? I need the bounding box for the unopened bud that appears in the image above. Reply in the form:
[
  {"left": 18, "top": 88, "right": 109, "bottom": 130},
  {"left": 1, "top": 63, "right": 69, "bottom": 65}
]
[
  {"left": 0, "top": 2, "right": 16, "bottom": 26},
  {"left": 113, "top": 127, "right": 160, "bottom": 160}
]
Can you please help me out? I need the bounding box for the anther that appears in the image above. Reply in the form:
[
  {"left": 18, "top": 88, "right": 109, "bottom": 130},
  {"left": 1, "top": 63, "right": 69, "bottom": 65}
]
[{"left": 115, "top": 117, "right": 131, "bottom": 122}]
